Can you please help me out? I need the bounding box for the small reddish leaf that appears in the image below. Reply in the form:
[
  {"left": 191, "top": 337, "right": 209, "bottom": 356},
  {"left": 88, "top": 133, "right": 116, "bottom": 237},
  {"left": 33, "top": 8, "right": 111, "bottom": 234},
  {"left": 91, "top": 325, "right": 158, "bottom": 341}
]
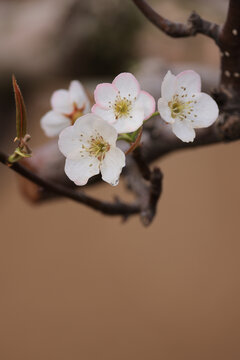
[{"left": 12, "top": 75, "right": 27, "bottom": 140}]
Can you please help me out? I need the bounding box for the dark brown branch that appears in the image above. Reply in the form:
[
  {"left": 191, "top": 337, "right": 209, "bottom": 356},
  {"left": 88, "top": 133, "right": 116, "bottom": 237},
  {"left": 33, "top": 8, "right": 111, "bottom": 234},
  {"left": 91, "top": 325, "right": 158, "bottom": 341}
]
[
  {"left": 219, "top": 0, "right": 240, "bottom": 97},
  {"left": 15, "top": 107, "right": 240, "bottom": 211},
  {"left": 142, "top": 117, "right": 222, "bottom": 162},
  {"left": 132, "top": 0, "right": 220, "bottom": 43},
  {"left": 132, "top": 146, "right": 151, "bottom": 180},
  {"left": 0, "top": 152, "right": 140, "bottom": 217},
  {"left": 126, "top": 147, "right": 163, "bottom": 226}
]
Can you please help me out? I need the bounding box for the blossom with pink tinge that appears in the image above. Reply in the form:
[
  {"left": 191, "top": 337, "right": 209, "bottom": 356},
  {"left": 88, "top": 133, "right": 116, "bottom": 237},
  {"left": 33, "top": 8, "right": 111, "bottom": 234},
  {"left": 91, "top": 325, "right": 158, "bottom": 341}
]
[
  {"left": 41, "top": 81, "right": 90, "bottom": 137},
  {"left": 58, "top": 114, "right": 125, "bottom": 186},
  {"left": 158, "top": 70, "right": 219, "bottom": 142},
  {"left": 92, "top": 72, "right": 156, "bottom": 134}
]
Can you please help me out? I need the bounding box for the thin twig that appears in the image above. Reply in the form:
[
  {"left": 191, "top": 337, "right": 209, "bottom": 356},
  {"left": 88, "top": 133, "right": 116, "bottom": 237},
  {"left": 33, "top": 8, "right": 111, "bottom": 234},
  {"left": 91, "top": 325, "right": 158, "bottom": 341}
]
[
  {"left": 0, "top": 152, "right": 140, "bottom": 217},
  {"left": 132, "top": 0, "right": 221, "bottom": 43}
]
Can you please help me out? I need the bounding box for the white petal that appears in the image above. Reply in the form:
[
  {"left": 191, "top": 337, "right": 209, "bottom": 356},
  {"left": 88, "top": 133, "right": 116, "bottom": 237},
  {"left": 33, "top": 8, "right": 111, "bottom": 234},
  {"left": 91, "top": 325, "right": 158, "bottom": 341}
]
[
  {"left": 91, "top": 104, "right": 116, "bottom": 124},
  {"left": 65, "top": 157, "right": 99, "bottom": 186},
  {"left": 51, "top": 89, "right": 73, "bottom": 114},
  {"left": 73, "top": 114, "right": 118, "bottom": 146},
  {"left": 94, "top": 83, "right": 117, "bottom": 108},
  {"left": 100, "top": 147, "right": 125, "bottom": 186},
  {"left": 175, "top": 70, "right": 201, "bottom": 98},
  {"left": 40, "top": 111, "right": 71, "bottom": 137},
  {"left": 157, "top": 98, "right": 174, "bottom": 124},
  {"left": 58, "top": 124, "right": 88, "bottom": 160},
  {"left": 112, "top": 72, "right": 140, "bottom": 99},
  {"left": 135, "top": 90, "right": 156, "bottom": 119},
  {"left": 172, "top": 120, "right": 196, "bottom": 142},
  {"left": 113, "top": 107, "right": 145, "bottom": 134},
  {"left": 188, "top": 92, "right": 219, "bottom": 128},
  {"left": 69, "top": 80, "right": 90, "bottom": 110},
  {"left": 161, "top": 70, "right": 177, "bottom": 101},
  {"left": 83, "top": 100, "right": 91, "bottom": 114}
]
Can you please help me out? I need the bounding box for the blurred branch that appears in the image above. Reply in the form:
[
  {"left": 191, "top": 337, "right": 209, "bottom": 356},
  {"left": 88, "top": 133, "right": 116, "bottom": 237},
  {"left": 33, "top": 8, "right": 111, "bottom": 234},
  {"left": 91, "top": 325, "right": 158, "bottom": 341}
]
[{"left": 132, "top": 0, "right": 221, "bottom": 43}]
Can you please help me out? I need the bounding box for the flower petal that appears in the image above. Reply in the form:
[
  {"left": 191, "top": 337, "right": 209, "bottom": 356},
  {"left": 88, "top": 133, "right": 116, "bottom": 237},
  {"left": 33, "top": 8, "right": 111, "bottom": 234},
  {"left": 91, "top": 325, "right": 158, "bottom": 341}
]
[
  {"left": 112, "top": 107, "right": 145, "bottom": 134},
  {"left": 172, "top": 120, "right": 196, "bottom": 142},
  {"left": 58, "top": 124, "right": 88, "bottom": 160},
  {"left": 100, "top": 147, "right": 125, "bottom": 186},
  {"left": 158, "top": 98, "right": 174, "bottom": 124},
  {"left": 188, "top": 92, "right": 219, "bottom": 128},
  {"left": 176, "top": 70, "right": 201, "bottom": 98},
  {"left": 40, "top": 110, "right": 71, "bottom": 137},
  {"left": 91, "top": 104, "right": 116, "bottom": 124},
  {"left": 65, "top": 157, "right": 99, "bottom": 186},
  {"left": 69, "top": 80, "right": 90, "bottom": 110},
  {"left": 73, "top": 114, "right": 118, "bottom": 146},
  {"left": 112, "top": 72, "right": 140, "bottom": 99},
  {"left": 94, "top": 83, "right": 118, "bottom": 108},
  {"left": 51, "top": 89, "right": 73, "bottom": 114},
  {"left": 161, "top": 70, "right": 177, "bottom": 101},
  {"left": 135, "top": 90, "right": 156, "bottom": 119}
]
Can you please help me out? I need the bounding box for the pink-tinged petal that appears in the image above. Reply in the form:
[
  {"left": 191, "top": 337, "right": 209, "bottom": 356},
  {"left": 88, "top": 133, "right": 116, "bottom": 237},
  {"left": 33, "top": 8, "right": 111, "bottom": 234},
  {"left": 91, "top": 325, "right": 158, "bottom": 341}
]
[
  {"left": 69, "top": 80, "right": 89, "bottom": 109},
  {"left": 40, "top": 110, "right": 71, "bottom": 137},
  {"left": 158, "top": 98, "right": 174, "bottom": 124},
  {"left": 112, "top": 72, "right": 140, "bottom": 99},
  {"left": 100, "top": 147, "right": 125, "bottom": 186},
  {"left": 113, "top": 107, "right": 145, "bottom": 134},
  {"left": 73, "top": 114, "right": 118, "bottom": 145},
  {"left": 94, "top": 83, "right": 117, "bottom": 108},
  {"left": 172, "top": 120, "right": 196, "bottom": 142},
  {"left": 91, "top": 104, "right": 116, "bottom": 124},
  {"left": 176, "top": 70, "right": 201, "bottom": 98},
  {"left": 51, "top": 89, "right": 73, "bottom": 114},
  {"left": 188, "top": 92, "right": 219, "bottom": 128},
  {"left": 161, "top": 70, "right": 177, "bottom": 101},
  {"left": 135, "top": 90, "right": 156, "bottom": 119},
  {"left": 65, "top": 157, "right": 99, "bottom": 186}
]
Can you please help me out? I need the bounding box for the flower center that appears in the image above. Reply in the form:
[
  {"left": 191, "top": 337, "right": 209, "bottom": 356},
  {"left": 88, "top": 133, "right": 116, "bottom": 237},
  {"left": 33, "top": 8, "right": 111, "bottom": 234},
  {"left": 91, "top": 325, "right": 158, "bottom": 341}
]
[
  {"left": 114, "top": 96, "right": 132, "bottom": 120},
  {"left": 168, "top": 95, "right": 194, "bottom": 121},
  {"left": 87, "top": 136, "right": 110, "bottom": 162},
  {"left": 67, "top": 103, "right": 85, "bottom": 124}
]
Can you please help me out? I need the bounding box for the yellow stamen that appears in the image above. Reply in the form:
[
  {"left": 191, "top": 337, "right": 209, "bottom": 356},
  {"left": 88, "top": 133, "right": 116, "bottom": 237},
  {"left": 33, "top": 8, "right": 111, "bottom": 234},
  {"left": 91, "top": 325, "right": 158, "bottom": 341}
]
[
  {"left": 87, "top": 136, "right": 110, "bottom": 162},
  {"left": 168, "top": 95, "right": 194, "bottom": 121},
  {"left": 114, "top": 96, "right": 132, "bottom": 120}
]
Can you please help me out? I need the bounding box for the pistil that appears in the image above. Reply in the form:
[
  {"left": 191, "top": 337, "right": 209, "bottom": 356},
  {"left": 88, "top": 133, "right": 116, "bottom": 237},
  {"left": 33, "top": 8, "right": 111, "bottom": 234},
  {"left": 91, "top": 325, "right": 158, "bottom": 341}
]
[{"left": 113, "top": 95, "right": 132, "bottom": 120}]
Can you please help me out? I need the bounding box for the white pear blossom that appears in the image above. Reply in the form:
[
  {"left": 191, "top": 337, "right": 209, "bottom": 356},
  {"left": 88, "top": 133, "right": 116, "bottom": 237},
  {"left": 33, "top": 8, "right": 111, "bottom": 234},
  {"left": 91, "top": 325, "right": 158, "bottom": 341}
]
[
  {"left": 58, "top": 114, "right": 125, "bottom": 186},
  {"left": 41, "top": 80, "right": 90, "bottom": 137},
  {"left": 158, "top": 70, "right": 219, "bottom": 142},
  {"left": 92, "top": 72, "right": 156, "bottom": 134}
]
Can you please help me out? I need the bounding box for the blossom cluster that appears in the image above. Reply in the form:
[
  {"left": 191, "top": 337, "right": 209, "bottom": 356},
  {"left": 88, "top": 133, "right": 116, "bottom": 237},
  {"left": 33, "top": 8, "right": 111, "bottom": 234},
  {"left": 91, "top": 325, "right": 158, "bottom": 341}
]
[{"left": 41, "top": 71, "right": 219, "bottom": 186}]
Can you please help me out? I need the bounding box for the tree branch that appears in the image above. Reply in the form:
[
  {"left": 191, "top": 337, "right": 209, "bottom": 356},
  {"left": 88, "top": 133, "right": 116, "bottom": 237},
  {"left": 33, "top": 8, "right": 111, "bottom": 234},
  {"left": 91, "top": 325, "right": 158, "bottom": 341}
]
[
  {"left": 219, "top": 0, "right": 240, "bottom": 96},
  {"left": 125, "top": 147, "right": 163, "bottom": 225},
  {"left": 0, "top": 152, "right": 140, "bottom": 217},
  {"left": 132, "top": 0, "right": 221, "bottom": 43}
]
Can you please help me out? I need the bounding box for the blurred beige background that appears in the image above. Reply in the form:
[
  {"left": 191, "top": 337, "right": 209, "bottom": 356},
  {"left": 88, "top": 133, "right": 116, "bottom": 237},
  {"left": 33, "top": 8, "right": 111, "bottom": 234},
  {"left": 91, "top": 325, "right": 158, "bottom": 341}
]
[{"left": 1, "top": 0, "right": 240, "bottom": 359}]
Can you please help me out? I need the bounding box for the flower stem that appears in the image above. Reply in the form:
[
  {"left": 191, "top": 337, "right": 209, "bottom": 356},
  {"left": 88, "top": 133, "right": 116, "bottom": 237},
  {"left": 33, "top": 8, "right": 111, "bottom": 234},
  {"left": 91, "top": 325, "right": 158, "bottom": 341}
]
[
  {"left": 117, "top": 134, "right": 133, "bottom": 142},
  {"left": 144, "top": 111, "right": 159, "bottom": 123}
]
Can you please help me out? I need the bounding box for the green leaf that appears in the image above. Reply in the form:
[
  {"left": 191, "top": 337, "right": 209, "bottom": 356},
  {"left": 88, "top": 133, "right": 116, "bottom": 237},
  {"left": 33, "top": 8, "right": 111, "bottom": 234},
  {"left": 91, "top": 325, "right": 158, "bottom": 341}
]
[{"left": 12, "top": 75, "right": 27, "bottom": 140}]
